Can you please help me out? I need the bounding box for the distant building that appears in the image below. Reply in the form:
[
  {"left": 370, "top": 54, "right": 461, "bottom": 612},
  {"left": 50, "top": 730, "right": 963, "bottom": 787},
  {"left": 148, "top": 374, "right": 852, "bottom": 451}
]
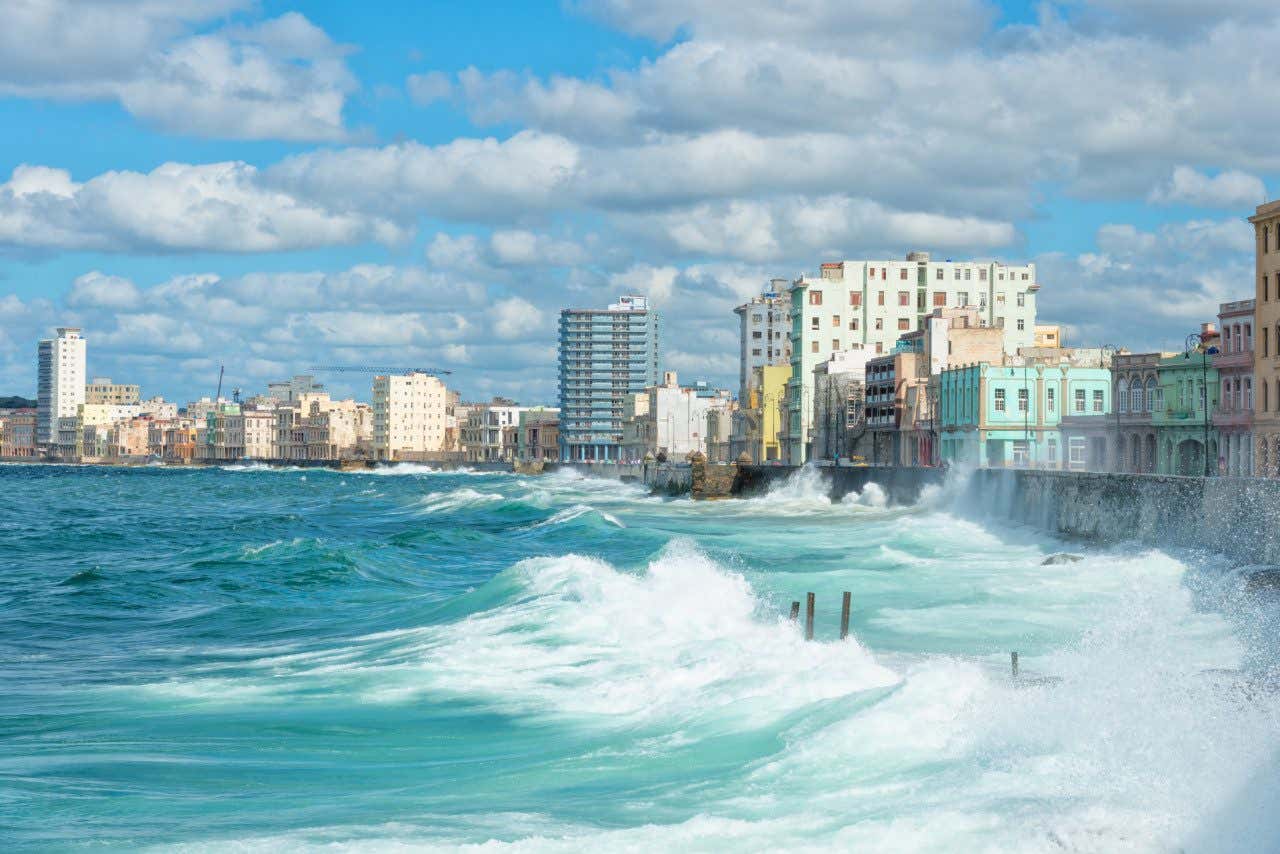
[
  {"left": 1250, "top": 201, "right": 1280, "bottom": 475},
  {"left": 0, "top": 408, "right": 37, "bottom": 458},
  {"left": 730, "top": 363, "right": 792, "bottom": 464},
  {"left": 517, "top": 407, "right": 560, "bottom": 463},
  {"left": 620, "top": 371, "right": 733, "bottom": 461},
  {"left": 37, "top": 327, "right": 86, "bottom": 447},
  {"left": 267, "top": 375, "right": 325, "bottom": 404},
  {"left": 558, "top": 295, "right": 660, "bottom": 462},
  {"left": 1034, "top": 325, "right": 1063, "bottom": 349},
  {"left": 85, "top": 377, "right": 140, "bottom": 406},
  {"left": 786, "top": 253, "right": 1039, "bottom": 463},
  {"left": 1214, "top": 300, "right": 1255, "bottom": 476},
  {"left": 1154, "top": 334, "right": 1219, "bottom": 476},
  {"left": 734, "top": 280, "right": 792, "bottom": 403},
  {"left": 940, "top": 352, "right": 1112, "bottom": 469},
  {"left": 372, "top": 372, "right": 449, "bottom": 461},
  {"left": 462, "top": 399, "right": 525, "bottom": 463},
  {"left": 807, "top": 350, "right": 868, "bottom": 463}
]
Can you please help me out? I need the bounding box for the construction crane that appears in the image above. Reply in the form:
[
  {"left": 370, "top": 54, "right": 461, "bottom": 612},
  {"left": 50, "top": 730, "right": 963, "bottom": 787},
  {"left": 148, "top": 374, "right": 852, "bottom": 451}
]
[{"left": 307, "top": 365, "right": 453, "bottom": 376}]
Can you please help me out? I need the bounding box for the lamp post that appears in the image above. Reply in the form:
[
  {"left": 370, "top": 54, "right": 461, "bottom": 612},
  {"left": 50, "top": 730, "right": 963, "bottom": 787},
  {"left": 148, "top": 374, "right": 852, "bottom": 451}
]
[{"left": 1184, "top": 332, "right": 1220, "bottom": 478}]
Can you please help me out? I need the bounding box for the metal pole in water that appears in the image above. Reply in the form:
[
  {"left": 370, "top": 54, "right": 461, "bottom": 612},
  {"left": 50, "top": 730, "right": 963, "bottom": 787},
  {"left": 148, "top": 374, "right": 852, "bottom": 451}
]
[
  {"left": 804, "top": 592, "right": 815, "bottom": 641},
  {"left": 839, "top": 591, "right": 851, "bottom": 640},
  {"left": 789, "top": 601, "right": 800, "bottom": 622},
  {"left": 1011, "top": 651, "right": 1019, "bottom": 678}
]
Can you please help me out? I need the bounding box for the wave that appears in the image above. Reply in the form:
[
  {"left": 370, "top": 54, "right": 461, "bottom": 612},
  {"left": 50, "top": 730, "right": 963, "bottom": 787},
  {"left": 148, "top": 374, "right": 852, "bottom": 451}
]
[
  {"left": 415, "top": 488, "right": 505, "bottom": 514},
  {"left": 528, "top": 504, "right": 625, "bottom": 529}
]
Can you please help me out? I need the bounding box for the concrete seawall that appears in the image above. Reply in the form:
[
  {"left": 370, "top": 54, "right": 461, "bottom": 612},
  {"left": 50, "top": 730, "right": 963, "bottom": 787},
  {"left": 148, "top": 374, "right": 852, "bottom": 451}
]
[{"left": 966, "top": 469, "right": 1280, "bottom": 565}]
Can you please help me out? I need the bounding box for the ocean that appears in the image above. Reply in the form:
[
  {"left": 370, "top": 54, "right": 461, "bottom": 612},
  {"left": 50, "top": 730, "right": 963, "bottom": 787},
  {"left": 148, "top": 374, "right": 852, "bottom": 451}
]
[{"left": 2, "top": 463, "right": 1278, "bottom": 852}]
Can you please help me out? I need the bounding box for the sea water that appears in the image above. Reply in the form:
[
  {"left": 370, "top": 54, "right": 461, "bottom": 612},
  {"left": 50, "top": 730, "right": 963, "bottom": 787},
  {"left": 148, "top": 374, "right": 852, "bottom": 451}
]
[{"left": 2, "top": 463, "right": 1278, "bottom": 852}]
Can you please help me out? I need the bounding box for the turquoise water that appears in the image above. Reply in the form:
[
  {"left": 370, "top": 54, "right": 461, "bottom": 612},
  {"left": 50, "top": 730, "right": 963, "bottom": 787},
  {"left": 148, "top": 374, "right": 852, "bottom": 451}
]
[{"left": 2, "top": 464, "right": 1279, "bottom": 852}]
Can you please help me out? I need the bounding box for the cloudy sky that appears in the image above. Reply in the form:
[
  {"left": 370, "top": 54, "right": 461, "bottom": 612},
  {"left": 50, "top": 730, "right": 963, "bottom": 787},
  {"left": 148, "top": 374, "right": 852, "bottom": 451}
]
[{"left": 0, "top": 0, "right": 1272, "bottom": 404}]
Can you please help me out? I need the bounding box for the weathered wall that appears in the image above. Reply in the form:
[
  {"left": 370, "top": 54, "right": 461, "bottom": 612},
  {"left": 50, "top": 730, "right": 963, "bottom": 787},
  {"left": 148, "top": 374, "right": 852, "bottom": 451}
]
[{"left": 965, "top": 469, "right": 1280, "bottom": 564}]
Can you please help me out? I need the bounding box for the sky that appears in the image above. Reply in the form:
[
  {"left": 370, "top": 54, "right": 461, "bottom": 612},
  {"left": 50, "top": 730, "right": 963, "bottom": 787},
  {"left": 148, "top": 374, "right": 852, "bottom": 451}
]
[{"left": 0, "top": 0, "right": 1274, "bottom": 405}]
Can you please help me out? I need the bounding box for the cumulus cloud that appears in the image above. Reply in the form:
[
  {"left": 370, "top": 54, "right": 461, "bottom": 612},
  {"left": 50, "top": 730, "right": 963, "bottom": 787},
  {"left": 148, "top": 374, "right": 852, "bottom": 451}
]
[
  {"left": 0, "top": 5, "right": 355, "bottom": 141},
  {"left": 1149, "top": 166, "right": 1267, "bottom": 208},
  {"left": 0, "top": 162, "right": 403, "bottom": 253},
  {"left": 67, "top": 271, "right": 142, "bottom": 309},
  {"left": 492, "top": 296, "right": 544, "bottom": 339}
]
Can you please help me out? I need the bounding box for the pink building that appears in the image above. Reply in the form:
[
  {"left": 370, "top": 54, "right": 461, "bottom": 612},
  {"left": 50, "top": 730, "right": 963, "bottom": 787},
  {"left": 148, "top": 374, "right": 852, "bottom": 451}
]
[{"left": 1214, "top": 299, "right": 1255, "bottom": 476}]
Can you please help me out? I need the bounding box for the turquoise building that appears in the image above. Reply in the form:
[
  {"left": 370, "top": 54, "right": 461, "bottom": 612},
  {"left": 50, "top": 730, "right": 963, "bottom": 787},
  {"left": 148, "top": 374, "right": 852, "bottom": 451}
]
[
  {"left": 940, "top": 359, "right": 1112, "bottom": 468},
  {"left": 1153, "top": 351, "right": 1218, "bottom": 475}
]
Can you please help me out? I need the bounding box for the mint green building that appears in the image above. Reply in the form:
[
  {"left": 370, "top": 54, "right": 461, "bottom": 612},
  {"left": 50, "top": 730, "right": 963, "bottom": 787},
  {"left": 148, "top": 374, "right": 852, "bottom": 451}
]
[
  {"left": 1153, "top": 351, "right": 1218, "bottom": 475},
  {"left": 940, "top": 359, "right": 1112, "bottom": 468}
]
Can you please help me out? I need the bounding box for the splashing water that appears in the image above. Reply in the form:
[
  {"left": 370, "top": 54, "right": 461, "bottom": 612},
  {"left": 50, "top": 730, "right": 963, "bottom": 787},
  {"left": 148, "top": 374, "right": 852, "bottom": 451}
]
[{"left": 1, "top": 463, "right": 1277, "bottom": 852}]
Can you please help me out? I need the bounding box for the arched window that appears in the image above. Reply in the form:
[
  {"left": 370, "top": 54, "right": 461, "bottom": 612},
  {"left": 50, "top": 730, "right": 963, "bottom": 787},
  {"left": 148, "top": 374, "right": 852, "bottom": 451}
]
[
  {"left": 1131, "top": 381, "right": 1144, "bottom": 413},
  {"left": 1246, "top": 324, "right": 1253, "bottom": 352},
  {"left": 1144, "top": 378, "right": 1157, "bottom": 413},
  {"left": 1117, "top": 378, "right": 1129, "bottom": 413}
]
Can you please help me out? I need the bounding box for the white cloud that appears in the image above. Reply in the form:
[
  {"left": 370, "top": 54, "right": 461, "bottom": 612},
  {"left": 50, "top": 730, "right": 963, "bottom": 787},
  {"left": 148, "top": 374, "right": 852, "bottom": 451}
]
[
  {"left": 489, "top": 230, "right": 585, "bottom": 266},
  {"left": 610, "top": 264, "right": 680, "bottom": 304},
  {"left": 1149, "top": 166, "right": 1267, "bottom": 208},
  {"left": 492, "top": 297, "right": 544, "bottom": 339},
  {"left": 0, "top": 6, "right": 355, "bottom": 141},
  {"left": 0, "top": 162, "right": 403, "bottom": 253},
  {"left": 67, "top": 271, "right": 142, "bottom": 309}
]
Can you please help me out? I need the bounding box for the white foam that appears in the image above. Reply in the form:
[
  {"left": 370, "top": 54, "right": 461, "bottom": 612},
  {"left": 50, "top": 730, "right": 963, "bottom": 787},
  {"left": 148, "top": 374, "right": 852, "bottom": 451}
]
[{"left": 415, "top": 488, "right": 504, "bottom": 514}]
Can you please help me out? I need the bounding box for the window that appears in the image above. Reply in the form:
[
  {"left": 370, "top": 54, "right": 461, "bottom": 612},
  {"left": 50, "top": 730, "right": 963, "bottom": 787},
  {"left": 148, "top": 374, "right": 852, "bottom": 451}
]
[
  {"left": 876, "top": 342, "right": 883, "bottom": 354},
  {"left": 1017, "top": 319, "right": 1025, "bottom": 331},
  {"left": 809, "top": 291, "right": 823, "bottom": 306},
  {"left": 1245, "top": 378, "right": 1253, "bottom": 410},
  {"left": 850, "top": 292, "right": 862, "bottom": 307},
  {"left": 832, "top": 315, "right": 841, "bottom": 327},
  {"left": 1131, "top": 384, "right": 1144, "bottom": 412},
  {"left": 996, "top": 317, "right": 1005, "bottom": 328},
  {"left": 936, "top": 268, "right": 943, "bottom": 280},
  {"left": 751, "top": 348, "right": 762, "bottom": 356},
  {"left": 833, "top": 339, "right": 840, "bottom": 350},
  {"left": 933, "top": 292, "right": 946, "bottom": 307},
  {"left": 996, "top": 293, "right": 1006, "bottom": 305},
  {"left": 1118, "top": 379, "right": 1129, "bottom": 412},
  {"left": 898, "top": 318, "right": 910, "bottom": 330},
  {"left": 811, "top": 341, "right": 819, "bottom": 353},
  {"left": 877, "top": 291, "right": 885, "bottom": 306},
  {"left": 980, "top": 269, "right": 987, "bottom": 281},
  {"left": 1047, "top": 438, "right": 1058, "bottom": 463},
  {"left": 1093, "top": 390, "right": 1104, "bottom": 412},
  {"left": 1266, "top": 327, "right": 1271, "bottom": 358},
  {"left": 898, "top": 291, "right": 910, "bottom": 306},
  {"left": 1074, "top": 389, "right": 1086, "bottom": 412},
  {"left": 752, "top": 331, "right": 762, "bottom": 339},
  {"left": 1017, "top": 293, "right": 1025, "bottom": 307},
  {"left": 1017, "top": 388, "right": 1028, "bottom": 412},
  {"left": 1265, "top": 275, "right": 1270, "bottom": 303},
  {"left": 994, "top": 388, "right": 1006, "bottom": 411},
  {"left": 752, "top": 313, "right": 762, "bottom": 322},
  {"left": 875, "top": 318, "right": 884, "bottom": 330},
  {"left": 965, "top": 269, "right": 972, "bottom": 281},
  {"left": 1068, "top": 437, "right": 1086, "bottom": 467},
  {"left": 850, "top": 319, "right": 859, "bottom": 330},
  {"left": 1047, "top": 387, "right": 1056, "bottom": 412},
  {"left": 958, "top": 291, "right": 968, "bottom": 305},
  {"left": 900, "top": 268, "right": 908, "bottom": 280},
  {"left": 881, "top": 267, "right": 887, "bottom": 280},
  {"left": 811, "top": 317, "right": 820, "bottom": 330}
]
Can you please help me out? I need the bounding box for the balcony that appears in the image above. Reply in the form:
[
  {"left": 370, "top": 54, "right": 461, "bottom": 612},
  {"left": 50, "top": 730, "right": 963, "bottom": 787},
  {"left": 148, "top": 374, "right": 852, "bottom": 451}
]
[
  {"left": 1213, "top": 350, "right": 1252, "bottom": 370},
  {"left": 1213, "top": 406, "right": 1253, "bottom": 428}
]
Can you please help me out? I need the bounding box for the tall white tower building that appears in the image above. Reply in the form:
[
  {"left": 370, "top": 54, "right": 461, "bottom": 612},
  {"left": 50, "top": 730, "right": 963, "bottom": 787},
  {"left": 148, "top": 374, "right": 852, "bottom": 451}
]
[{"left": 36, "top": 327, "right": 86, "bottom": 447}]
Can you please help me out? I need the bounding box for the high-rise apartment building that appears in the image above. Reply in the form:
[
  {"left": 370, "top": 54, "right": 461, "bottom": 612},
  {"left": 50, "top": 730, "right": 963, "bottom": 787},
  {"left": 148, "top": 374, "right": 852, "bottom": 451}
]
[
  {"left": 1251, "top": 200, "right": 1280, "bottom": 475},
  {"left": 785, "top": 253, "right": 1039, "bottom": 463},
  {"left": 371, "top": 372, "right": 449, "bottom": 461},
  {"left": 734, "top": 280, "right": 792, "bottom": 402},
  {"left": 36, "top": 327, "right": 86, "bottom": 447},
  {"left": 558, "top": 295, "right": 660, "bottom": 461}
]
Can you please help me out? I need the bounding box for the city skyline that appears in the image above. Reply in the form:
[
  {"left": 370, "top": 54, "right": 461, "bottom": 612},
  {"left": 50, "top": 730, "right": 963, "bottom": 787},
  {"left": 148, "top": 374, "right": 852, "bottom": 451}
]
[{"left": 1, "top": 1, "right": 1276, "bottom": 405}]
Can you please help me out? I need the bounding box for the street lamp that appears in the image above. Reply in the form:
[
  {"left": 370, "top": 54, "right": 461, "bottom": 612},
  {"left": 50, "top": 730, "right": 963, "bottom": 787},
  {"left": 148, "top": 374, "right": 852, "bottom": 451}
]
[{"left": 1184, "top": 332, "right": 1220, "bottom": 478}]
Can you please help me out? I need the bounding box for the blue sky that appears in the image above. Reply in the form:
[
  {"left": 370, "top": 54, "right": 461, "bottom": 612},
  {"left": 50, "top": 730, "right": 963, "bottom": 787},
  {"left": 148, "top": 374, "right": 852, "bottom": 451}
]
[{"left": 0, "top": 0, "right": 1272, "bottom": 403}]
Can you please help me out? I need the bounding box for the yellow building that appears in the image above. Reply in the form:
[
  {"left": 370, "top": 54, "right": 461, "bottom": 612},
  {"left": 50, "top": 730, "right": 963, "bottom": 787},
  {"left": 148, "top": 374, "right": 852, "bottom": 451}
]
[{"left": 731, "top": 364, "right": 791, "bottom": 463}]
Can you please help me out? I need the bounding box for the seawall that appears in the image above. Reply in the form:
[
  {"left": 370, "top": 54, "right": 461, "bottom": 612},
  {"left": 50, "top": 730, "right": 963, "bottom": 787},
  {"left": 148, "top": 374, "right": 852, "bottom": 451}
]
[
  {"left": 734, "top": 465, "right": 945, "bottom": 505},
  {"left": 966, "top": 469, "right": 1280, "bottom": 565}
]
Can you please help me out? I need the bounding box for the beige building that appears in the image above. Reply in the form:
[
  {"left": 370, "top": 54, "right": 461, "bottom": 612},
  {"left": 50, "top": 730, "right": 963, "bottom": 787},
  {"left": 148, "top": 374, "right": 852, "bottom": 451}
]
[
  {"left": 304, "top": 399, "right": 373, "bottom": 460},
  {"left": 0, "top": 409, "right": 37, "bottom": 458},
  {"left": 1034, "top": 325, "right": 1063, "bottom": 349},
  {"left": 372, "top": 372, "right": 449, "bottom": 461},
  {"left": 1251, "top": 200, "right": 1280, "bottom": 475},
  {"left": 85, "top": 377, "right": 141, "bottom": 406}
]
